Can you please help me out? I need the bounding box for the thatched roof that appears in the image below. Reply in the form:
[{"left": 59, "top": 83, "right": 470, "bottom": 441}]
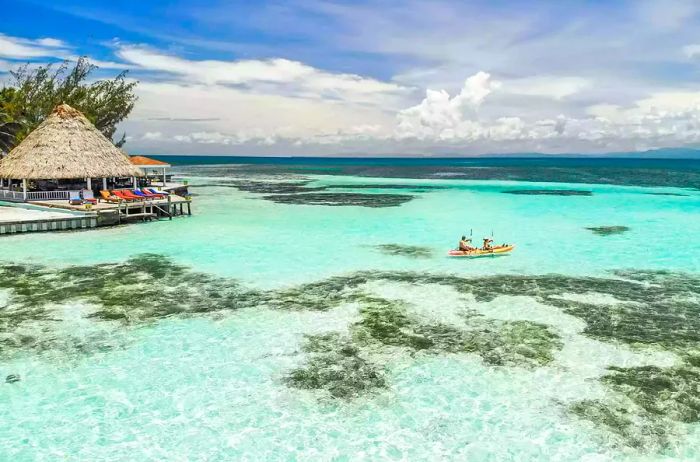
[{"left": 0, "top": 104, "right": 144, "bottom": 179}]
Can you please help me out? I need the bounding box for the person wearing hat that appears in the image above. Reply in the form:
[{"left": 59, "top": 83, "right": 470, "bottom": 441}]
[{"left": 459, "top": 236, "right": 475, "bottom": 251}]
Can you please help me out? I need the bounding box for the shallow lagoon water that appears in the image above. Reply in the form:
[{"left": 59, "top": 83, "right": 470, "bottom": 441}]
[{"left": 1, "top": 160, "right": 700, "bottom": 461}]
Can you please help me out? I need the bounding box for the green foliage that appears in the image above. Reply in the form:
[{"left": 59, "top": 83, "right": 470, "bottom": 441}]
[
  {"left": 0, "top": 107, "right": 21, "bottom": 153},
  {"left": 0, "top": 57, "right": 137, "bottom": 149}
]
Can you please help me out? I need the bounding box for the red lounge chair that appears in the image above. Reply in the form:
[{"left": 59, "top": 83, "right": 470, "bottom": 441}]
[
  {"left": 122, "top": 190, "right": 145, "bottom": 200},
  {"left": 112, "top": 190, "right": 137, "bottom": 201}
]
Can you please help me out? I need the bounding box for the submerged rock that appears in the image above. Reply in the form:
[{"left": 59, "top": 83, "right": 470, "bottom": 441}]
[
  {"left": 586, "top": 226, "right": 630, "bottom": 236},
  {"left": 324, "top": 184, "right": 446, "bottom": 190}
]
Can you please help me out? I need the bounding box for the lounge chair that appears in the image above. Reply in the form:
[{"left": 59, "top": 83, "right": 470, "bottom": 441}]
[
  {"left": 146, "top": 187, "right": 169, "bottom": 196},
  {"left": 100, "top": 190, "right": 121, "bottom": 203},
  {"left": 136, "top": 188, "right": 164, "bottom": 198},
  {"left": 69, "top": 192, "right": 83, "bottom": 206},
  {"left": 82, "top": 190, "right": 98, "bottom": 204},
  {"left": 122, "top": 190, "right": 145, "bottom": 200},
  {"left": 112, "top": 190, "right": 137, "bottom": 201},
  {"left": 131, "top": 189, "right": 150, "bottom": 198}
]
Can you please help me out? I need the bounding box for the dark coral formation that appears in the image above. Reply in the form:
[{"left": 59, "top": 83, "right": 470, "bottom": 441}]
[
  {"left": 569, "top": 399, "right": 670, "bottom": 450},
  {"left": 2, "top": 254, "right": 700, "bottom": 449},
  {"left": 373, "top": 244, "right": 433, "bottom": 258},
  {"left": 586, "top": 226, "right": 630, "bottom": 236},
  {"left": 644, "top": 192, "right": 690, "bottom": 197},
  {"left": 194, "top": 180, "right": 435, "bottom": 208},
  {"left": 260, "top": 192, "right": 414, "bottom": 208},
  {"left": 570, "top": 361, "right": 700, "bottom": 450},
  {"left": 503, "top": 189, "right": 593, "bottom": 196},
  {"left": 285, "top": 333, "right": 386, "bottom": 399},
  {"left": 324, "top": 184, "right": 446, "bottom": 190},
  {"left": 602, "top": 365, "right": 700, "bottom": 424},
  {"left": 351, "top": 295, "right": 561, "bottom": 367}
]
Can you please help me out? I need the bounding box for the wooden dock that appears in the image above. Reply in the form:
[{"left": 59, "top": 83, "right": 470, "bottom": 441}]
[
  {"left": 0, "top": 206, "right": 98, "bottom": 235},
  {"left": 1, "top": 193, "right": 192, "bottom": 236}
]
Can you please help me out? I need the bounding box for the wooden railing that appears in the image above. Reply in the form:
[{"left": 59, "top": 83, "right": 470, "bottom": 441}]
[
  {"left": 0, "top": 189, "right": 25, "bottom": 201},
  {"left": 0, "top": 189, "right": 74, "bottom": 202},
  {"left": 26, "top": 190, "right": 71, "bottom": 200}
]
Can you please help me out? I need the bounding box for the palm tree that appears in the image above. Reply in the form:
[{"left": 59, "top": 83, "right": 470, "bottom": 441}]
[{"left": 0, "top": 110, "right": 21, "bottom": 155}]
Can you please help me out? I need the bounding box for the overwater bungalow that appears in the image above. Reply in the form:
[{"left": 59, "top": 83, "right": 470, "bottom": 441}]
[
  {"left": 0, "top": 104, "right": 145, "bottom": 202},
  {"left": 0, "top": 104, "right": 190, "bottom": 234}
]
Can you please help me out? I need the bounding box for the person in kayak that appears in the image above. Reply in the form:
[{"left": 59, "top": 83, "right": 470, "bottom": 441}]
[
  {"left": 459, "top": 236, "right": 475, "bottom": 251},
  {"left": 482, "top": 238, "right": 494, "bottom": 250}
]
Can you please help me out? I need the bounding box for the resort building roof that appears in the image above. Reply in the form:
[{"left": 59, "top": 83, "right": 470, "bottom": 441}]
[
  {"left": 0, "top": 104, "right": 144, "bottom": 180},
  {"left": 130, "top": 155, "right": 171, "bottom": 167}
]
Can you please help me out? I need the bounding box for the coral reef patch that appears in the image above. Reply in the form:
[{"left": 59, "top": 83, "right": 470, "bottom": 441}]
[
  {"left": 2, "top": 254, "right": 700, "bottom": 450},
  {"left": 586, "top": 226, "right": 630, "bottom": 236},
  {"left": 285, "top": 333, "right": 387, "bottom": 399},
  {"left": 261, "top": 192, "right": 415, "bottom": 208}
]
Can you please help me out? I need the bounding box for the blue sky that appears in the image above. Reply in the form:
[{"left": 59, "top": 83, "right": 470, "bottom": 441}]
[{"left": 2, "top": 0, "right": 700, "bottom": 156}]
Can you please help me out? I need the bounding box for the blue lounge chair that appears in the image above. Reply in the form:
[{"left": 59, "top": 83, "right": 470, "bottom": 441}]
[{"left": 131, "top": 189, "right": 150, "bottom": 198}]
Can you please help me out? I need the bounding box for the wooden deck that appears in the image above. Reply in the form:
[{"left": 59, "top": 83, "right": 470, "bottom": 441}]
[
  {"left": 0, "top": 205, "right": 98, "bottom": 235},
  {"left": 0, "top": 194, "right": 192, "bottom": 235}
]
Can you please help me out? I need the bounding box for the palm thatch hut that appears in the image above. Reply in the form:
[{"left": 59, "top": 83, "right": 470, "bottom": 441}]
[{"left": 0, "top": 104, "right": 143, "bottom": 201}]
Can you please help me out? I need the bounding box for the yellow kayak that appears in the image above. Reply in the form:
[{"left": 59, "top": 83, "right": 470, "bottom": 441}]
[{"left": 448, "top": 245, "right": 514, "bottom": 257}]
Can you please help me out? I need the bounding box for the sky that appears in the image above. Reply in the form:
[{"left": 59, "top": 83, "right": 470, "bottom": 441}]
[{"left": 2, "top": 0, "right": 700, "bottom": 156}]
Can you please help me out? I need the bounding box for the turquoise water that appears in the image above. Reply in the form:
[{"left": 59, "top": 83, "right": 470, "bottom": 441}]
[{"left": 1, "top": 161, "right": 700, "bottom": 460}]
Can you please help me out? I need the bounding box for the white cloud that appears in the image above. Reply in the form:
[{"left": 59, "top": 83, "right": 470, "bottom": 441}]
[
  {"left": 390, "top": 71, "right": 700, "bottom": 151},
  {"left": 396, "top": 72, "right": 500, "bottom": 141},
  {"left": 0, "top": 34, "right": 69, "bottom": 59},
  {"left": 114, "top": 45, "right": 407, "bottom": 105},
  {"left": 141, "top": 131, "right": 163, "bottom": 140},
  {"left": 683, "top": 44, "right": 700, "bottom": 59},
  {"left": 35, "top": 38, "right": 67, "bottom": 48},
  {"left": 502, "top": 76, "right": 591, "bottom": 100}
]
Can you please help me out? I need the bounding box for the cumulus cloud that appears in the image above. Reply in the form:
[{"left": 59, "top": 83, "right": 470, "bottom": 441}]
[
  {"left": 390, "top": 71, "right": 700, "bottom": 151},
  {"left": 396, "top": 72, "right": 500, "bottom": 141},
  {"left": 683, "top": 44, "right": 700, "bottom": 59},
  {"left": 114, "top": 45, "right": 408, "bottom": 105},
  {"left": 0, "top": 34, "right": 69, "bottom": 59}
]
